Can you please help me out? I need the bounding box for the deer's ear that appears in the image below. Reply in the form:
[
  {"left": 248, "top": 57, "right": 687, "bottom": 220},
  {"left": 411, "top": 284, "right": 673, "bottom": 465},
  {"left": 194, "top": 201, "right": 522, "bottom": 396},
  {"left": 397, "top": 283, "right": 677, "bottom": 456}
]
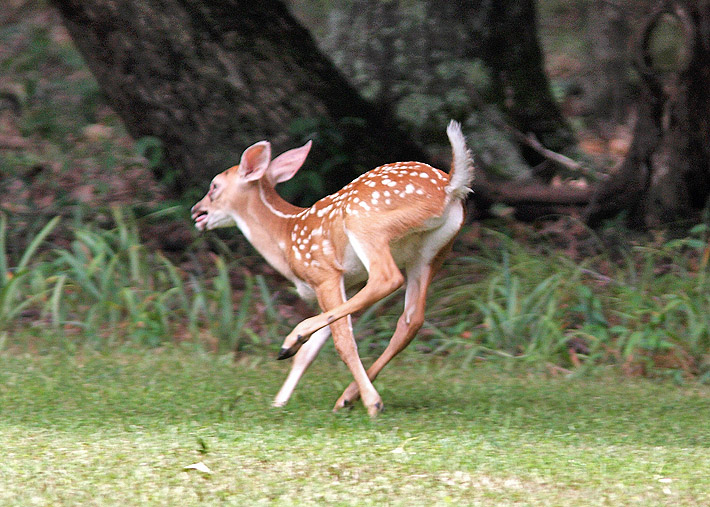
[
  {"left": 238, "top": 141, "right": 272, "bottom": 182},
  {"left": 267, "top": 141, "right": 312, "bottom": 184}
]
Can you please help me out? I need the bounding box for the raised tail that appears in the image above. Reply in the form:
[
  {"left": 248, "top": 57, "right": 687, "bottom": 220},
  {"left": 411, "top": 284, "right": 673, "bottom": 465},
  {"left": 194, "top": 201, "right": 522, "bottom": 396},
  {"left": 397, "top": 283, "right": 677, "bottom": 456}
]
[{"left": 445, "top": 120, "right": 474, "bottom": 200}]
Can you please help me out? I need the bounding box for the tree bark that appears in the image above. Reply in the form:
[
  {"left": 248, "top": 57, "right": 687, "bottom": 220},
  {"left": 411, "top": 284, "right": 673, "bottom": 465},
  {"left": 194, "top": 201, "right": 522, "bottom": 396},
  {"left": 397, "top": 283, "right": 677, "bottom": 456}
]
[
  {"left": 298, "top": 0, "right": 576, "bottom": 170},
  {"left": 463, "top": 0, "right": 576, "bottom": 163},
  {"left": 50, "top": 0, "right": 427, "bottom": 197},
  {"left": 585, "top": 0, "right": 710, "bottom": 227},
  {"left": 586, "top": 0, "right": 633, "bottom": 126}
]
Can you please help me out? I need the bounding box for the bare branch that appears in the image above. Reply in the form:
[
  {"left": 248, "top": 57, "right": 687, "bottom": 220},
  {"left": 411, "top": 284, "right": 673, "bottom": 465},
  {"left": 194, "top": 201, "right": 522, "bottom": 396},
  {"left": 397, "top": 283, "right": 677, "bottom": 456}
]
[
  {"left": 467, "top": 86, "right": 598, "bottom": 179},
  {"left": 512, "top": 131, "right": 605, "bottom": 180}
]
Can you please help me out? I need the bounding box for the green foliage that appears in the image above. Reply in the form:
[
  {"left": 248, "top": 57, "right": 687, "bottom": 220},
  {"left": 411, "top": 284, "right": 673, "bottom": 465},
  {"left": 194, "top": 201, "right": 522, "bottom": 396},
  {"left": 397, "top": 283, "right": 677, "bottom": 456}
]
[
  {"left": 134, "top": 136, "right": 165, "bottom": 170},
  {"left": 0, "top": 210, "right": 284, "bottom": 353},
  {"left": 4, "top": 209, "right": 710, "bottom": 379},
  {"left": 426, "top": 242, "right": 569, "bottom": 366},
  {"left": 51, "top": 208, "right": 176, "bottom": 346},
  {"left": 419, "top": 225, "right": 710, "bottom": 378},
  {"left": 477, "top": 268, "right": 565, "bottom": 359},
  {"left": 283, "top": 116, "right": 366, "bottom": 205},
  {"left": 0, "top": 214, "right": 60, "bottom": 346}
]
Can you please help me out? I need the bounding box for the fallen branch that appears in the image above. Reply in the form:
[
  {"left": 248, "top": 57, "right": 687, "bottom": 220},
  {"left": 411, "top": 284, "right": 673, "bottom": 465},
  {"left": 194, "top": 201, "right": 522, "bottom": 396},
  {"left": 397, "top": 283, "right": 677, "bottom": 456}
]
[
  {"left": 474, "top": 179, "right": 593, "bottom": 206},
  {"left": 0, "top": 136, "right": 29, "bottom": 150}
]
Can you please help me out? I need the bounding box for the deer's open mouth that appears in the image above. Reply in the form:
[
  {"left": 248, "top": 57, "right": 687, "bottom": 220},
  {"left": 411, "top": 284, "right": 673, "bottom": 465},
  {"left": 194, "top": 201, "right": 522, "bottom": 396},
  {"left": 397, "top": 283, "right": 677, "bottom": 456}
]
[{"left": 192, "top": 210, "right": 208, "bottom": 230}]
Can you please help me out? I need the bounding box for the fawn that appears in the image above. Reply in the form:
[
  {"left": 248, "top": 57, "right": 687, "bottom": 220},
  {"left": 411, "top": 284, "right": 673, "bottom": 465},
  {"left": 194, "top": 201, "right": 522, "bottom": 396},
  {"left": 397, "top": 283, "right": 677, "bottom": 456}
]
[{"left": 192, "top": 121, "right": 474, "bottom": 416}]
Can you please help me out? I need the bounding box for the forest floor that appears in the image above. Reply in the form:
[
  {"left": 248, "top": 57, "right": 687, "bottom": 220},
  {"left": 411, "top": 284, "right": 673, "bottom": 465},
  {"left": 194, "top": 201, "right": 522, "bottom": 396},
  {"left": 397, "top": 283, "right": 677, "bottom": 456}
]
[{"left": 2, "top": 347, "right": 710, "bottom": 506}]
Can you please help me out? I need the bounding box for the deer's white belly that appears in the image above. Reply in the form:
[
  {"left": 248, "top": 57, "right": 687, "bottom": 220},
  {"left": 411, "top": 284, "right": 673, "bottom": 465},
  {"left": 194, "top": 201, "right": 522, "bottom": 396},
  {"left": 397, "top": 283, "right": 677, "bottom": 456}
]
[{"left": 340, "top": 201, "right": 464, "bottom": 291}]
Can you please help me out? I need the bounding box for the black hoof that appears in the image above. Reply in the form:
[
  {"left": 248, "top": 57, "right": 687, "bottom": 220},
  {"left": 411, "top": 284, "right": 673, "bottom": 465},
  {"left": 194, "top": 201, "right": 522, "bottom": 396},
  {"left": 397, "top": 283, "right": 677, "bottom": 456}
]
[{"left": 277, "top": 347, "right": 296, "bottom": 360}]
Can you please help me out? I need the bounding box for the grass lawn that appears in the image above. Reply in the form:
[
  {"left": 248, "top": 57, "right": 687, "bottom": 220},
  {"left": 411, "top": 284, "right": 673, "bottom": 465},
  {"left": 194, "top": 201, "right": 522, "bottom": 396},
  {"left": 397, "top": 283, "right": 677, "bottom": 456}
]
[{"left": 1, "top": 346, "right": 709, "bottom": 505}]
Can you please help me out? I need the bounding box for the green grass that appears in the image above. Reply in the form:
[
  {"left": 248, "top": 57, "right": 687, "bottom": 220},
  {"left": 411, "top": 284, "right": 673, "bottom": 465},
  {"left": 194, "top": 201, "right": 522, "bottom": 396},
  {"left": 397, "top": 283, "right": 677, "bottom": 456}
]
[{"left": 1, "top": 347, "right": 709, "bottom": 505}]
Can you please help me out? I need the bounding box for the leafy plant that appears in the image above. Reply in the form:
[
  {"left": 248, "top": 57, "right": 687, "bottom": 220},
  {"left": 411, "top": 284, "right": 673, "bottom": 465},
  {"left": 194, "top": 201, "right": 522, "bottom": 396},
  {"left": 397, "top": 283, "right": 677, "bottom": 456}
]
[
  {"left": 475, "top": 250, "right": 567, "bottom": 360},
  {"left": 0, "top": 214, "right": 60, "bottom": 342}
]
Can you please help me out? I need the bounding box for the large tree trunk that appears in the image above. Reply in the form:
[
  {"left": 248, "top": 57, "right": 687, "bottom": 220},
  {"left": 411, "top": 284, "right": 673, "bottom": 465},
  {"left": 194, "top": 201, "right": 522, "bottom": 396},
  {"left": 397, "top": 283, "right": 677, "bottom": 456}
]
[
  {"left": 50, "top": 0, "right": 427, "bottom": 197},
  {"left": 466, "top": 0, "right": 576, "bottom": 164},
  {"left": 295, "top": 0, "right": 575, "bottom": 172},
  {"left": 585, "top": 0, "right": 633, "bottom": 127},
  {"left": 585, "top": 0, "right": 710, "bottom": 227}
]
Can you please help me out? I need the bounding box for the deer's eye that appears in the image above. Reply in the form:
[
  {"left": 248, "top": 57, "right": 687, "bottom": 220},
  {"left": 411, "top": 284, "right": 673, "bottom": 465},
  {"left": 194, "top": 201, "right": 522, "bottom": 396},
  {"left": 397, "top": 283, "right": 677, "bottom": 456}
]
[{"left": 209, "top": 182, "right": 219, "bottom": 200}]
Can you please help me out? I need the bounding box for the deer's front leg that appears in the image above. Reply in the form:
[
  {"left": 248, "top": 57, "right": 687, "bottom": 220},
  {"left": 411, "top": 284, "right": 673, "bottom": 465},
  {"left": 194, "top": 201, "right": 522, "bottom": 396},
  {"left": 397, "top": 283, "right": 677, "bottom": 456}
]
[
  {"left": 328, "top": 312, "right": 383, "bottom": 417},
  {"left": 273, "top": 326, "right": 331, "bottom": 407},
  {"left": 276, "top": 315, "right": 325, "bottom": 360},
  {"left": 277, "top": 260, "right": 404, "bottom": 360}
]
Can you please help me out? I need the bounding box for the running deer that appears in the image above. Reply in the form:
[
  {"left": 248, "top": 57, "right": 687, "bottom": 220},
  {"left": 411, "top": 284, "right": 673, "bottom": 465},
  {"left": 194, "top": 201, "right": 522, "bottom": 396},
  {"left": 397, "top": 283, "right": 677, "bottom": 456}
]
[{"left": 191, "top": 121, "right": 474, "bottom": 416}]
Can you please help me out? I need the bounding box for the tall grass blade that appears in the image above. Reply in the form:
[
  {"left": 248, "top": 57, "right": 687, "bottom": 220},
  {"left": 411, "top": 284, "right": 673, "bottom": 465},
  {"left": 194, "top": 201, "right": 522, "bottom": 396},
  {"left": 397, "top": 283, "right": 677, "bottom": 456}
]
[
  {"left": 0, "top": 214, "right": 7, "bottom": 282},
  {"left": 212, "top": 256, "right": 235, "bottom": 350},
  {"left": 158, "top": 253, "right": 189, "bottom": 313},
  {"left": 255, "top": 274, "right": 278, "bottom": 321},
  {"left": 18, "top": 216, "right": 60, "bottom": 271},
  {"left": 233, "top": 275, "right": 254, "bottom": 349},
  {"left": 54, "top": 250, "right": 101, "bottom": 299},
  {"left": 50, "top": 274, "right": 67, "bottom": 329}
]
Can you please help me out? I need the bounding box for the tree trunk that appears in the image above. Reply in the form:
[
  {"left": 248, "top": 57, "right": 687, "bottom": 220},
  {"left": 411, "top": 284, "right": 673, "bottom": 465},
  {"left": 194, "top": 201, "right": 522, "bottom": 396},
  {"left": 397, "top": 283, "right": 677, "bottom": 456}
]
[
  {"left": 295, "top": 0, "right": 576, "bottom": 172},
  {"left": 49, "top": 0, "right": 427, "bottom": 197},
  {"left": 585, "top": 0, "right": 710, "bottom": 227},
  {"left": 464, "top": 0, "right": 576, "bottom": 164},
  {"left": 586, "top": 0, "right": 633, "bottom": 127}
]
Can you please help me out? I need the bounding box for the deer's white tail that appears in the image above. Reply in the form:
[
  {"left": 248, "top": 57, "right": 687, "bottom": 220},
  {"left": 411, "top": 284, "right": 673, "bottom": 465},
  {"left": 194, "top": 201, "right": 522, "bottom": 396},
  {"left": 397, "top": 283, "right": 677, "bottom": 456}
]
[{"left": 445, "top": 120, "right": 474, "bottom": 200}]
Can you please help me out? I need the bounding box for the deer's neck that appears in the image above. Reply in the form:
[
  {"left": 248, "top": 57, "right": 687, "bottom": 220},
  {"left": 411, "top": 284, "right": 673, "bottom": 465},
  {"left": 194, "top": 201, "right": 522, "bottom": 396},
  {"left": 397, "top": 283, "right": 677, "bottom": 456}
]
[{"left": 237, "top": 181, "right": 305, "bottom": 283}]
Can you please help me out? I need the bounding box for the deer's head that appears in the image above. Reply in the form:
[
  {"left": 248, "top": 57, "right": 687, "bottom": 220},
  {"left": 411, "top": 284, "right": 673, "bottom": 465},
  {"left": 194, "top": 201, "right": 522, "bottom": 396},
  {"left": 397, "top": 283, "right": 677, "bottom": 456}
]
[{"left": 191, "top": 140, "right": 312, "bottom": 231}]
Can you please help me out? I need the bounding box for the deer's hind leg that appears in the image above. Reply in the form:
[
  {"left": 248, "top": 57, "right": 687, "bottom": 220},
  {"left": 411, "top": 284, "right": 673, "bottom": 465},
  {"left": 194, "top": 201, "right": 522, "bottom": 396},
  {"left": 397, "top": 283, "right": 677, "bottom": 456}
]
[
  {"left": 334, "top": 217, "right": 461, "bottom": 409},
  {"left": 333, "top": 257, "right": 436, "bottom": 410}
]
